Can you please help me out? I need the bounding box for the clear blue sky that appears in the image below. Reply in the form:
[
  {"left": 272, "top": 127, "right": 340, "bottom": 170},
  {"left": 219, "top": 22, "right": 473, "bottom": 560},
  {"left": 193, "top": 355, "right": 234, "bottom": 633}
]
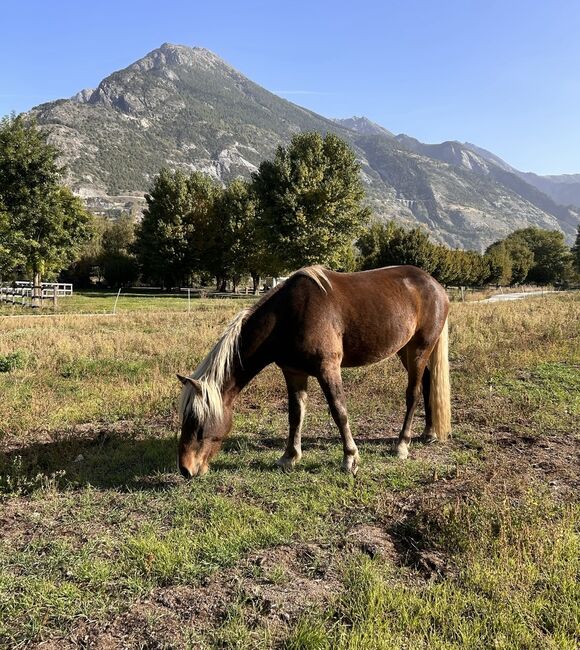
[{"left": 1, "top": 0, "right": 579, "bottom": 174}]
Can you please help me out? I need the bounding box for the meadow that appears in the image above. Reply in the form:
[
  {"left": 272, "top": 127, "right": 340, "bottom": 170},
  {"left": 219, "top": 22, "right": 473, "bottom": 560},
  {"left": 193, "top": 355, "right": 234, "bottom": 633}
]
[{"left": 0, "top": 292, "right": 578, "bottom": 648}]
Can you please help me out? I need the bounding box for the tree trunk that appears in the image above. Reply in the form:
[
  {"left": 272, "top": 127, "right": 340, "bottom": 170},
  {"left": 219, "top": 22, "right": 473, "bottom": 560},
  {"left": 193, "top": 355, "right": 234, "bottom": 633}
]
[{"left": 251, "top": 273, "right": 260, "bottom": 295}]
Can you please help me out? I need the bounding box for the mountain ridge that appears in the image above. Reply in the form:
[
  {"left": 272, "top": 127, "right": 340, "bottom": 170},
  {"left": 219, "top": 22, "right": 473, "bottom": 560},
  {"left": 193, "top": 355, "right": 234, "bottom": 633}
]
[
  {"left": 461, "top": 142, "right": 580, "bottom": 210},
  {"left": 30, "top": 43, "right": 579, "bottom": 250}
]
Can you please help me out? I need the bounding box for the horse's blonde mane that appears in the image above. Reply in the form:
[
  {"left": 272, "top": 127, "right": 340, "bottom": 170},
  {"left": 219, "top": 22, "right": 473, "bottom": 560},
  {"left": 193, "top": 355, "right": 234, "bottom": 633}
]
[
  {"left": 179, "top": 266, "right": 331, "bottom": 426},
  {"left": 295, "top": 265, "right": 332, "bottom": 293},
  {"left": 180, "top": 307, "right": 250, "bottom": 426}
]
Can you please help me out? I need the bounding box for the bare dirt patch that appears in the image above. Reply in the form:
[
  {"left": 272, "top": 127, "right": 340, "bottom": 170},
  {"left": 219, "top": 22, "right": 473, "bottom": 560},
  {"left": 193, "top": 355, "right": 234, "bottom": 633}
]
[{"left": 34, "top": 542, "right": 343, "bottom": 649}]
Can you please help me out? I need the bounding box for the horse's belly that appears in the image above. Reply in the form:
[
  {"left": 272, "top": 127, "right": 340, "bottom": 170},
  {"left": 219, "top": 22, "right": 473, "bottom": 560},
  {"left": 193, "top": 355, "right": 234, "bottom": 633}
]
[{"left": 341, "top": 330, "right": 411, "bottom": 367}]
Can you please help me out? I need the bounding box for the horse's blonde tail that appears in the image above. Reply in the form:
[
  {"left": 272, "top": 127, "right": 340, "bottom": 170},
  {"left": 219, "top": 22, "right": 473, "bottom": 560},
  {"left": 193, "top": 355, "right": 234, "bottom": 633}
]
[{"left": 429, "top": 317, "right": 451, "bottom": 441}]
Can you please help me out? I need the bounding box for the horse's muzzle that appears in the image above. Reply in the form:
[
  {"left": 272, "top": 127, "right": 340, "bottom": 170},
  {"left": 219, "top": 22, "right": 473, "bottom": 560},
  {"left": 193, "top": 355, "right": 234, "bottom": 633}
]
[
  {"left": 179, "top": 462, "right": 209, "bottom": 479},
  {"left": 179, "top": 464, "right": 193, "bottom": 479}
]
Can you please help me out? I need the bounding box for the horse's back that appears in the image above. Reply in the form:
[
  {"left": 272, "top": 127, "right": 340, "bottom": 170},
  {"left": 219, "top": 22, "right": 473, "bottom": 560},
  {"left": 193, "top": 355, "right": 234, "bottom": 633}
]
[
  {"left": 327, "top": 266, "right": 445, "bottom": 306},
  {"left": 272, "top": 266, "right": 448, "bottom": 370},
  {"left": 330, "top": 266, "right": 447, "bottom": 365}
]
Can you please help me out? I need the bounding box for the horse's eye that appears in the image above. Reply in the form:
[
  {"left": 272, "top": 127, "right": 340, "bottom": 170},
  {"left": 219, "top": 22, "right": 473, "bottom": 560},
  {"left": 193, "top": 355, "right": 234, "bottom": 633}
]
[{"left": 196, "top": 428, "right": 204, "bottom": 442}]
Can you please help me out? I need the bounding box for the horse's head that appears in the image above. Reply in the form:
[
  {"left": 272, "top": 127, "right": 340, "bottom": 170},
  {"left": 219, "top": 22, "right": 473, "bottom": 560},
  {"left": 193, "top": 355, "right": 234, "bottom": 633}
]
[{"left": 177, "top": 375, "right": 233, "bottom": 478}]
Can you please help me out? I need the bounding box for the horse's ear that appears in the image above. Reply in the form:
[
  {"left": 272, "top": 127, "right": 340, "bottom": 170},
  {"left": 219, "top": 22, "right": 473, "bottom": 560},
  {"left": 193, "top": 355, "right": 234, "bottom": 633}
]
[{"left": 176, "top": 374, "right": 202, "bottom": 392}]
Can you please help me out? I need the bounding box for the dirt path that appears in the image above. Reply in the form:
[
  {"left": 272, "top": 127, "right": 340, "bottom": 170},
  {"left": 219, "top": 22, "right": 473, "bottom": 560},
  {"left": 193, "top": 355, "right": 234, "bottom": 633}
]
[{"left": 480, "top": 290, "right": 557, "bottom": 303}]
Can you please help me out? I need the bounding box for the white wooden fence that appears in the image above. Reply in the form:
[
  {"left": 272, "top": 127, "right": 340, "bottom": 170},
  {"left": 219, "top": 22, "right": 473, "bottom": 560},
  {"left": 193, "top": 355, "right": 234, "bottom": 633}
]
[{"left": 0, "top": 282, "right": 73, "bottom": 308}]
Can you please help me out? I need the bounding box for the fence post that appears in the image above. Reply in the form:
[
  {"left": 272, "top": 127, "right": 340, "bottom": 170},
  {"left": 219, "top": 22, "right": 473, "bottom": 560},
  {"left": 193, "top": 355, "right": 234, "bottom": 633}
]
[
  {"left": 32, "top": 273, "right": 41, "bottom": 308},
  {"left": 188, "top": 288, "right": 191, "bottom": 314},
  {"left": 113, "top": 287, "right": 122, "bottom": 314},
  {"left": 53, "top": 288, "right": 58, "bottom": 311}
]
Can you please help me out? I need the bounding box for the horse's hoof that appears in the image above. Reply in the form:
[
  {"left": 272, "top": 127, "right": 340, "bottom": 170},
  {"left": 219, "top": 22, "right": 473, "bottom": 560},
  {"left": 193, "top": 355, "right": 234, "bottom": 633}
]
[
  {"left": 342, "top": 453, "right": 359, "bottom": 475},
  {"left": 276, "top": 454, "right": 300, "bottom": 472},
  {"left": 419, "top": 433, "right": 438, "bottom": 444},
  {"left": 395, "top": 444, "right": 409, "bottom": 460}
]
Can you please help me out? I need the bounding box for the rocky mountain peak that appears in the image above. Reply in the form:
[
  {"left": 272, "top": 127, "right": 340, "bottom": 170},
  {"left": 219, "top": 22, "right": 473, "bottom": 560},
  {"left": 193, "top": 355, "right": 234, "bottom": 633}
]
[
  {"left": 334, "top": 116, "right": 395, "bottom": 138},
  {"left": 133, "top": 43, "right": 228, "bottom": 72},
  {"left": 83, "top": 43, "right": 235, "bottom": 115},
  {"left": 71, "top": 88, "right": 95, "bottom": 103}
]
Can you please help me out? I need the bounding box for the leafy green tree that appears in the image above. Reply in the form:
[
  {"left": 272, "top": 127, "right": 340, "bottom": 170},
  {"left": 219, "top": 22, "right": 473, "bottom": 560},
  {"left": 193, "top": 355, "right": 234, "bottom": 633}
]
[
  {"left": 448, "top": 250, "right": 489, "bottom": 286},
  {"left": 357, "top": 221, "right": 439, "bottom": 273},
  {"left": 60, "top": 213, "right": 107, "bottom": 287},
  {"left": 134, "top": 169, "right": 219, "bottom": 287},
  {"left": 504, "top": 239, "right": 534, "bottom": 285},
  {"left": 357, "top": 221, "right": 399, "bottom": 270},
  {"left": 0, "top": 201, "right": 24, "bottom": 278},
  {"left": 387, "top": 226, "right": 440, "bottom": 273},
  {"left": 504, "top": 227, "right": 573, "bottom": 284},
  {"left": 485, "top": 241, "right": 513, "bottom": 286},
  {"left": 572, "top": 225, "right": 580, "bottom": 275},
  {"left": 432, "top": 246, "right": 463, "bottom": 286},
  {"left": 0, "top": 114, "right": 91, "bottom": 285},
  {"left": 206, "top": 179, "right": 274, "bottom": 292},
  {"left": 253, "top": 132, "right": 370, "bottom": 273},
  {"left": 485, "top": 235, "right": 534, "bottom": 286},
  {"left": 101, "top": 213, "right": 139, "bottom": 287},
  {"left": 102, "top": 212, "right": 135, "bottom": 255}
]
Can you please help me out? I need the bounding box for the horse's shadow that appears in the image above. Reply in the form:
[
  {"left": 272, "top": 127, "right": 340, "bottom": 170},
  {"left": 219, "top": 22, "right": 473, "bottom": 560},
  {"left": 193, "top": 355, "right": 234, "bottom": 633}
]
[
  {"left": 0, "top": 427, "right": 401, "bottom": 493},
  {"left": 1, "top": 429, "right": 180, "bottom": 492}
]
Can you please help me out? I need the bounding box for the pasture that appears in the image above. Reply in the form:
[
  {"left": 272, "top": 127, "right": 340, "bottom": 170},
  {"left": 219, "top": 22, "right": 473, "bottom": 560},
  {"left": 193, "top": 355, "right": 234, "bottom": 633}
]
[{"left": 0, "top": 293, "right": 578, "bottom": 649}]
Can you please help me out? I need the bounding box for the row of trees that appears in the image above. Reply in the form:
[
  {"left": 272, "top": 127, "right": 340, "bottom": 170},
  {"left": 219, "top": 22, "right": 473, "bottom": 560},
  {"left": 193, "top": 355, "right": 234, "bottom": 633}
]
[
  {"left": 358, "top": 220, "right": 577, "bottom": 287},
  {"left": 133, "top": 131, "right": 369, "bottom": 289},
  {"left": 1, "top": 113, "right": 578, "bottom": 290},
  {"left": 130, "top": 133, "right": 578, "bottom": 289}
]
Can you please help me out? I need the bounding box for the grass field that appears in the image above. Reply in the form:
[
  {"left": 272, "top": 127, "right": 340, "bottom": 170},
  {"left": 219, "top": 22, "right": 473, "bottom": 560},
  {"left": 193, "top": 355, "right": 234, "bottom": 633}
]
[
  {"left": 0, "top": 291, "right": 206, "bottom": 316},
  {"left": 0, "top": 292, "right": 578, "bottom": 648}
]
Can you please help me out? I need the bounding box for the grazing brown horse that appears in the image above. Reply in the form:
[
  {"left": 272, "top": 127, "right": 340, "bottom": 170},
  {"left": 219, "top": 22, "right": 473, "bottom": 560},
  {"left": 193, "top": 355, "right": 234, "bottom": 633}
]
[{"left": 177, "top": 265, "right": 450, "bottom": 478}]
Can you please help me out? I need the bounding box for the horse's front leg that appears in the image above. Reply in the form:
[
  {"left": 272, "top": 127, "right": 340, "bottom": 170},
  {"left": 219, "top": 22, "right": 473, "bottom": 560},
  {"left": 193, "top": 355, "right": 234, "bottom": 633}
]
[
  {"left": 276, "top": 369, "right": 308, "bottom": 471},
  {"left": 318, "top": 364, "right": 359, "bottom": 475}
]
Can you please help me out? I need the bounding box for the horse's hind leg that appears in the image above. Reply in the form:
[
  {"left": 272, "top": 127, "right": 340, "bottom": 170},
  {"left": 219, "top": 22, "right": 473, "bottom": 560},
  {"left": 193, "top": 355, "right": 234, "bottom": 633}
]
[
  {"left": 318, "top": 364, "right": 359, "bottom": 475},
  {"left": 277, "top": 369, "right": 308, "bottom": 471},
  {"left": 419, "top": 366, "right": 437, "bottom": 443},
  {"left": 397, "top": 349, "right": 433, "bottom": 442},
  {"left": 395, "top": 344, "right": 430, "bottom": 460}
]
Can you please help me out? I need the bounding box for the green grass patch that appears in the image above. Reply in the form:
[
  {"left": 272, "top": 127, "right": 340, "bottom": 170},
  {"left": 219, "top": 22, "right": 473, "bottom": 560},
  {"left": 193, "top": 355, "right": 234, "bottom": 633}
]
[
  {"left": 60, "top": 356, "right": 150, "bottom": 380},
  {"left": 285, "top": 495, "right": 580, "bottom": 650},
  {"left": 0, "top": 439, "right": 429, "bottom": 645},
  {"left": 0, "top": 350, "right": 25, "bottom": 372},
  {"left": 492, "top": 362, "right": 580, "bottom": 432}
]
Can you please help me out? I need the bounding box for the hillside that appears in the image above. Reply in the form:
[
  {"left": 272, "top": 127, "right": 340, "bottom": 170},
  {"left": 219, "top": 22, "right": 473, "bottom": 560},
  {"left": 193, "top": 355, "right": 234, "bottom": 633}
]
[
  {"left": 458, "top": 143, "right": 580, "bottom": 210},
  {"left": 394, "top": 135, "right": 579, "bottom": 238},
  {"left": 31, "top": 43, "right": 579, "bottom": 249},
  {"left": 516, "top": 173, "right": 580, "bottom": 210}
]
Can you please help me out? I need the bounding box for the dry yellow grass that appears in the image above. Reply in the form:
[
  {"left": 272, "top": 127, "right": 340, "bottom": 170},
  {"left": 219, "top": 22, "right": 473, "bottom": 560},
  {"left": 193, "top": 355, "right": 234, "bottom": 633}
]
[{"left": 0, "top": 294, "right": 578, "bottom": 442}]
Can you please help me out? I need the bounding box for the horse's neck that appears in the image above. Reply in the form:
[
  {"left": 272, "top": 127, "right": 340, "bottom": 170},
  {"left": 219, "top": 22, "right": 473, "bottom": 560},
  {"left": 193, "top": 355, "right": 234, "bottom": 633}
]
[{"left": 223, "top": 307, "right": 276, "bottom": 404}]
